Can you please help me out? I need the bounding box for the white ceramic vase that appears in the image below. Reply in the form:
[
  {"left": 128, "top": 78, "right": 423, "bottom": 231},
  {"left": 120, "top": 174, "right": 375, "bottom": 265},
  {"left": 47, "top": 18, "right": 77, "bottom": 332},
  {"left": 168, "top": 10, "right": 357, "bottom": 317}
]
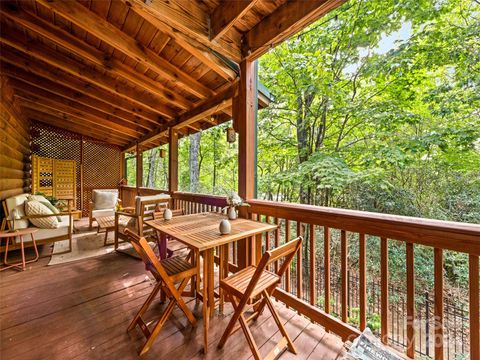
[
  {"left": 219, "top": 219, "right": 231, "bottom": 235},
  {"left": 163, "top": 208, "right": 172, "bottom": 220},
  {"left": 227, "top": 206, "right": 237, "bottom": 220}
]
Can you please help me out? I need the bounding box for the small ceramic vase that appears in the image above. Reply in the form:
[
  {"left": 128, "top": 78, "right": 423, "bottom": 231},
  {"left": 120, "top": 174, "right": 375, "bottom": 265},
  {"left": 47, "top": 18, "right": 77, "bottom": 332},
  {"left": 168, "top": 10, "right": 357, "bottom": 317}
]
[
  {"left": 163, "top": 208, "right": 172, "bottom": 220},
  {"left": 228, "top": 206, "right": 237, "bottom": 220},
  {"left": 219, "top": 219, "right": 231, "bottom": 235}
]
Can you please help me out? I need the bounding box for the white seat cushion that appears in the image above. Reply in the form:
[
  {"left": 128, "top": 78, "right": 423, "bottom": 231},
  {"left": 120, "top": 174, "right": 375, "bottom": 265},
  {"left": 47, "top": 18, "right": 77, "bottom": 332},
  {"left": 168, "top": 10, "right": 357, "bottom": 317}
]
[{"left": 92, "top": 209, "right": 115, "bottom": 219}]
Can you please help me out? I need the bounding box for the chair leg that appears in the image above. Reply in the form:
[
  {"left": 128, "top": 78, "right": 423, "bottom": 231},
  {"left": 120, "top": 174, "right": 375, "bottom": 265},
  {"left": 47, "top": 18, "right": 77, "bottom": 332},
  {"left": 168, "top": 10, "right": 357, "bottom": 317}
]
[
  {"left": 139, "top": 298, "right": 176, "bottom": 356},
  {"left": 218, "top": 295, "right": 243, "bottom": 349},
  {"left": 263, "top": 290, "right": 297, "bottom": 354},
  {"left": 128, "top": 282, "right": 162, "bottom": 332},
  {"left": 238, "top": 313, "right": 262, "bottom": 360},
  {"left": 175, "top": 277, "right": 197, "bottom": 326}
]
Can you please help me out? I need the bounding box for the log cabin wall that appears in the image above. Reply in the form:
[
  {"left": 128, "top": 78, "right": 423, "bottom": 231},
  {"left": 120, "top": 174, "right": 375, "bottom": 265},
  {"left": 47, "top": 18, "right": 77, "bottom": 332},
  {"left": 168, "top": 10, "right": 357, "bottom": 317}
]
[
  {"left": 30, "top": 122, "right": 122, "bottom": 216},
  {"left": 0, "top": 76, "right": 31, "bottom": 222}
]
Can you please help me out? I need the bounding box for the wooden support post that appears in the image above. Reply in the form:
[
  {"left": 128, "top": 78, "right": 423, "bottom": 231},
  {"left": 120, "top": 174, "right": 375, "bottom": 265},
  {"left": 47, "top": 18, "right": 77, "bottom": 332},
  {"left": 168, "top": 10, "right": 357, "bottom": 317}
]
[
  {"left": 135, "top": 142, "right": 142, "bottom": 195},
  {"left": 80, "top": 135, "right": 84, "bottom": 211},
  {"left": 168, "top": 127, "right": 178, "bottom": 193},
  {"left": 235, "top": 59, "right": 256, "bottom": 269}
]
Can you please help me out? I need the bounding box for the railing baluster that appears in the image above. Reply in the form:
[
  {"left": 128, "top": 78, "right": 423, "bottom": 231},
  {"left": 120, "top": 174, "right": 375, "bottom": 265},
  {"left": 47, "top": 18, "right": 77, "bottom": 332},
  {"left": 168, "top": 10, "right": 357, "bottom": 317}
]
[
  {"left": 434, "top": 248, "right": 444, "bottom": 360},
  {"left": 341, "top": 230, "right": 348, "bottom": 323},
  {"left": 324, "top": 226, "right": 331, "bottom": 314},
  {"left": 265, "top": 216, "right": 271, "bottom": 252},
  {"left": 285, "top": 219, "right": 290, "bottom": 293},
  {"left": 406, "top": 242, "right": 415, "bottom": 358},
  {"left": 310, "top": 223, "right": 316, "bottom": 306},
  {"left": 359, "top": 233, "right": 367, "bottom": 330},
  {"left": 469, "top": 255, "right": 479, "bottom": 360},
  {"left": 274, "top": 217, "right": 280, "bottom": 274},
  {"left": 297, "top": 221, "right": 303, "bottom": 299},
  {"left": 381, "top": 237, "right": 389, "bottom": 344}
]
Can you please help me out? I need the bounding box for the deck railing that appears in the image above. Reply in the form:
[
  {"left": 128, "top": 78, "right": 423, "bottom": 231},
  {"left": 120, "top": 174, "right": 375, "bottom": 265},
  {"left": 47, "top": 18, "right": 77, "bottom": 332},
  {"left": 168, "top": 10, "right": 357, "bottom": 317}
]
[{"left": 120, "top": 186, "right": 480, "bottom": 359}]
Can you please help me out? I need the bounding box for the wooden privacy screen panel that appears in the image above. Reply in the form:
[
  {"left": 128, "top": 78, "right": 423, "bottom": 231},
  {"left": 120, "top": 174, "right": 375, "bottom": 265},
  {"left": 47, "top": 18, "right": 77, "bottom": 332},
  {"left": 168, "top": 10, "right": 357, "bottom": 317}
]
[
  {"left": 32, "top": 155, "right": 76, "bottom": 206},
  {"left": 83, "top": 141, "right": 122, "bottom": 215},
  {"left": 31, "top": 122, "right": 122, "bottom": 216}
]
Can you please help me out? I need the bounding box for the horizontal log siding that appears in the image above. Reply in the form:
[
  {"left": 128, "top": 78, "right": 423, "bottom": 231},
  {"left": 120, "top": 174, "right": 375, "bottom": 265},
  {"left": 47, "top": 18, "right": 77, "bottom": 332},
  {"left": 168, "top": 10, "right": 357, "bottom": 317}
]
[{"left": 0, "top": 77, "right": 30, "bottom": 221}]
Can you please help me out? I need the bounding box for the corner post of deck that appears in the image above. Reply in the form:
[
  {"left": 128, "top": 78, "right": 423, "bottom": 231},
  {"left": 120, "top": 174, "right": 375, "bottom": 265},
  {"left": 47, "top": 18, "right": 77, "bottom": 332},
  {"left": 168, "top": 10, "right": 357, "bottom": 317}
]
[{"left": 236, "top": 59, "right": 257, "bottom": 269}]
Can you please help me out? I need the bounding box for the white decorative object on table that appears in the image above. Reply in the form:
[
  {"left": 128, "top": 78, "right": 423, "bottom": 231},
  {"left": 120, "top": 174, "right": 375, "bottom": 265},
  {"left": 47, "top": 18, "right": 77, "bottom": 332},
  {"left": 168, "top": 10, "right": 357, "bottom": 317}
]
[
  {"left": 223, "top": 190, "right": 249, "bottom": 220},
  {"left": 219, "top": 219, "right": 231, "bottom": 235},
  {"left": 227, "top": 206, "right": 237, "bottom": 220},
  {"left": 163, "top": 208, "right": 172, "bottom": 220}
]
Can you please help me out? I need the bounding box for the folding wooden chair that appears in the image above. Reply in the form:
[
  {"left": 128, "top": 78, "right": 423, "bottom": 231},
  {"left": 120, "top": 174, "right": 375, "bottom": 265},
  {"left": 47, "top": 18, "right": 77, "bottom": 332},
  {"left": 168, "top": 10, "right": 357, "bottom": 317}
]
[
  {"left": 124, "top": 229, "right": 197, "bottom": 356},
  {"left": 218, "top": 236, "right": 303, "bottom": 360},
  {"left": 153, "top": 208, "right": 187, "bottom": 258}
]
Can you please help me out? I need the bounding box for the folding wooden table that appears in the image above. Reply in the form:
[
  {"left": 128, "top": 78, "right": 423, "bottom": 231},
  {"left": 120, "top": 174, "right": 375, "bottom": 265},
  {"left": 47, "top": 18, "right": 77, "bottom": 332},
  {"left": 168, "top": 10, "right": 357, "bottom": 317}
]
[{"left": 145, "top": 212, "right": 277, "bottom": 352}]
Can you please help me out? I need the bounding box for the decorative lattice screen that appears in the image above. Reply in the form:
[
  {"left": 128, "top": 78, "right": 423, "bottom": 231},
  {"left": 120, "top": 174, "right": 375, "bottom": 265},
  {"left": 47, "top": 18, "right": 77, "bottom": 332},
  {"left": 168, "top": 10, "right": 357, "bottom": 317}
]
[
  {"left": 31, "top": 122, "right": 122, "bottom": 216},
  {"left": 83, "top": 141, "right": 122, "bottom": 215}
]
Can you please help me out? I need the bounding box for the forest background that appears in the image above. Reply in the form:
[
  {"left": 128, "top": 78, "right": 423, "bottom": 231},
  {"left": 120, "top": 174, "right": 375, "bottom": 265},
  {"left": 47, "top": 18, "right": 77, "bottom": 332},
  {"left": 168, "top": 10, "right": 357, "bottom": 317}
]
[{"left": 127, "top": 0, "right": 479, "bottom": 296}]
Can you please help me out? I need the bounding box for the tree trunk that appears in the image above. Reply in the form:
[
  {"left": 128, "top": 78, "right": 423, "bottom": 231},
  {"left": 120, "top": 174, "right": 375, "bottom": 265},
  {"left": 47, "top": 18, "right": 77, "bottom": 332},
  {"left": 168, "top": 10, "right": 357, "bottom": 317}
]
[
  {"left": 145, "top": 148, "right": 158, "bottom": 188},
  {"left": 189, "top": 132, "right": 201, "bottom": 193},
  {"left": 296, "top": 91, "right": 314, "bottom": 204}
]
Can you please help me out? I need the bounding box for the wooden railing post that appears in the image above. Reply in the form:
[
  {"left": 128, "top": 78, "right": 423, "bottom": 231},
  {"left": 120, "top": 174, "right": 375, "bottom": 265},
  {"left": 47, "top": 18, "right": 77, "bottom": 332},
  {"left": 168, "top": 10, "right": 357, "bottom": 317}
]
[
  {"left": 469, "top": 255, "right": 479, "bottom": 360},
  {"left": 381, "top": 237, "right": 389, "bottom": 344},
  {"left": 406, "top": 242, "right": 415, "bottom": 358},
  {"left": 236, "top": 59, "right": 256, "bottom": 269},
  {"left": 359, "top": 233, "right": 367, "bottom": 331},
  {"left": 324, "top": 226, "right": 331, "bottom": 314},
  {"left": 341, "top": 230, "right": 348, "bottom": 323}
]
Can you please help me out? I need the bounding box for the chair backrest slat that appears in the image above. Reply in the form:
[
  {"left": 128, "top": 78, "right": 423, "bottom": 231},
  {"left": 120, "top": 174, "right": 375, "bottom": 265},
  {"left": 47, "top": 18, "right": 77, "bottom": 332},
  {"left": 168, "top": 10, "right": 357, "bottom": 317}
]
[
  {"left": 124, "top": 229, "right": 177, "bottom": 293},
  {"left": 243, "top": 236, "right": 303, "bottom": 300}
]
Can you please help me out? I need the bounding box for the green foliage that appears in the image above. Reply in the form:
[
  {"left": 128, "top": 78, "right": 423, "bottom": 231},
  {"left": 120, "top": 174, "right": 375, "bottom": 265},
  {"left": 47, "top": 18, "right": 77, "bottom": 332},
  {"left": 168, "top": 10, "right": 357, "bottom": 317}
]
[{"left": 126, "top": 0, "right": 479, "bottom": 293}]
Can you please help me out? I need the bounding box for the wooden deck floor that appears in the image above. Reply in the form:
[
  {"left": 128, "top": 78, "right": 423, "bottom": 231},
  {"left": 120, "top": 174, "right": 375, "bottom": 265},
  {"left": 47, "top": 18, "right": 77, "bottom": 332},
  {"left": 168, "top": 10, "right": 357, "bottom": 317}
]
[{"left": 0, "top": 246, "right": 346, "bottom": 360}]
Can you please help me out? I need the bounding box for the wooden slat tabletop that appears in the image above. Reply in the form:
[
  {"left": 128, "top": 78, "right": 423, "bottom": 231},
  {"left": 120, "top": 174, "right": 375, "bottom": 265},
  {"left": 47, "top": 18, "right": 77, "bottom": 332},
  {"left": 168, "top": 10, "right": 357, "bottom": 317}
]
[{"left": 145, "top": 212, "right": 277, "bottom": 251}]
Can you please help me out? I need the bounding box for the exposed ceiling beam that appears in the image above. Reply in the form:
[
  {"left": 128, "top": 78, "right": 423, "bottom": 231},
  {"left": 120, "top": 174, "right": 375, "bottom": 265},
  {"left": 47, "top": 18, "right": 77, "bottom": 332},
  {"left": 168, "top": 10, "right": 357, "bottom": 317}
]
[
  {"left": 20, "top": 102, "right": 134, "bottom": 144},
  {"left": 0, "top": 34, "right": 176, "bottom": 119},
  {"left": 121, "top": 0, "right": 237, "bottom": 82},
  {"left": 36, "top": 0, "right": 214, "bottom": 100},
  {"left": 0, "top": 3, "right": 191, "bottom": 111},
  {"left": 0, "top": 49, "right": 162, "bottom": 124},
  {"left": 14, "top": 91, "right": 143, "bottom": 138},
  {"left": 243, "top": 0, "right": 345, "bottom": 60},
  {"left": 124, "top": 83, "right": 237, "bottom": 151},
  {"left": 24, "top": 109, "right": 127, "bottom": 146},
  {"left": 210, "top": 0, "right": 258, "bottom": 41},
  {"left": 2, "top": 63, "right": 156, "bottom": 131},
  {"left": 9, "top": 78, "right": 152, "bottom": 134},
  {"left": 121, "top": 0, "right": 241, "bottom": 62}
]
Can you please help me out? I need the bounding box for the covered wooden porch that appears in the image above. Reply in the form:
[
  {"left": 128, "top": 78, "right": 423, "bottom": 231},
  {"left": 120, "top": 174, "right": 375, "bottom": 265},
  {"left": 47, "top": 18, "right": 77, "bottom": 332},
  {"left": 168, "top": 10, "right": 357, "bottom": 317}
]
[{"left": 1, "top": 1, "right": 479, "bottom": 360}]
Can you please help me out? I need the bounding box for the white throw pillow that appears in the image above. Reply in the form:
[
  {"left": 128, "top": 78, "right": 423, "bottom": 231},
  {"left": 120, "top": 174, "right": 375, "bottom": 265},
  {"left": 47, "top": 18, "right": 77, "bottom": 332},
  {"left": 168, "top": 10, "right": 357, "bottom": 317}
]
[
  {"left": 25, "top": 201, "right": 59, "bottom": 229},
  {"left": 94, "top": 191, "right": 118, "bottom": 210}
]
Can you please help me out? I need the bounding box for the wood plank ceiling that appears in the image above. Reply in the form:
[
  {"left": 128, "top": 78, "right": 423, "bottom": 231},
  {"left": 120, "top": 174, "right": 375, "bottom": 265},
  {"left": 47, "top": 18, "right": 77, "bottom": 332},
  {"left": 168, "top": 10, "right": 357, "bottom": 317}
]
[{"left": 0, "top": 0, "right": 344, "bottom": 151}]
